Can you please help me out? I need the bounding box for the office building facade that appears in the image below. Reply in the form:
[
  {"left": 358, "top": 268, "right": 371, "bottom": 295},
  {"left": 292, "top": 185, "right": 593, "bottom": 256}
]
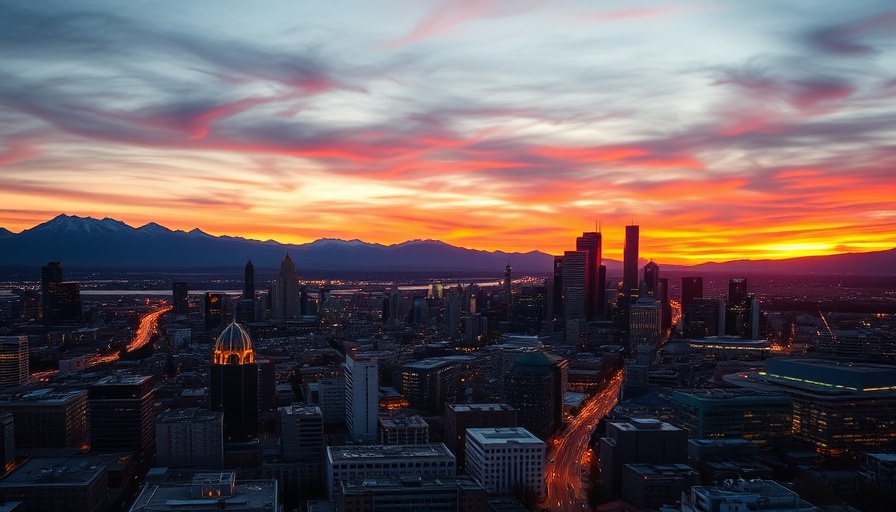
[{"left": 465, "top": 427, "right": 545, "bottom": 500}]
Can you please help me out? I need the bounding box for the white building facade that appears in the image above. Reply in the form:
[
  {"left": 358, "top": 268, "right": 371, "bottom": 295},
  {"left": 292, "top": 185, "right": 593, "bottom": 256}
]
[{"left": 465, "top": 427, "right": 546, "bottom": 499}]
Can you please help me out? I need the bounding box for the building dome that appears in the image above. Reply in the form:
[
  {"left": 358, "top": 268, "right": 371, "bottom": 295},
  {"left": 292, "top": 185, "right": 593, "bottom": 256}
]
[
  {"left": 213, "top": 321, "right": 255, "bottom": 365},
  {"left": 511, "top": 350, "right": 555, "bottom": 376}
]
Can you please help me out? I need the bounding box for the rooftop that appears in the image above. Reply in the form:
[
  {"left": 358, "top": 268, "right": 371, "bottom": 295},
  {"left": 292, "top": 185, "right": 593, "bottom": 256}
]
[
  {"left": 157, "top": 408, "right": 222, "bottom": 424},
  {"left": 624, "top": 463, "right": 698, "bottom": 476},
  {"left": 130, "top": 477, "right": 278, "bottom": 511},
  {"left": 466, "top": 427, "right": 544, "bottom": 445},
  {"left": 608, "top": 418, "right": 684, "bottom": 432},
  {"left": 93, "top": 374, "right": 152, "bottom": 386},
  {"left": 402, "top": 358, "right": 453, "bottom": 371},
  {"left": 761, "top": 358, "right": 896, "bottom": 393},
  {"left": 0, "top": 389, "right": 86, "bottom": 405},
  {"left": 0, "top": 456, "right": 107, "bottom": 487},
  {"left": 339, "top": 476, "right": 483, "bottom": 494},
  {"left": 378, "top": 414, "right": 428, "bottom": 429},
  {"left": 447, "top": 403, "right": 514, "bottom": 413},
  {"left": 328, "top": 443, "right": 453, "bottom": 462},
  {"left": 280, "top": 404, "right": 322, "bottom": 417},
  {"left": 672, "top": 388, "right": 791, "bottom": 404}
]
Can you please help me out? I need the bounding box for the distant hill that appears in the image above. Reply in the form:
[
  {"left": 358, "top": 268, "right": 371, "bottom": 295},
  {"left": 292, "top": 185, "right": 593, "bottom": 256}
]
[
  {"left": 1, "top": 215, "right": 892, "bottom": 275},
  {"left": 679, "top": 248, "right": 896, "bottom": 276},
  {"left": 0, "top": 214, "right": 555, "bottom": 272}
]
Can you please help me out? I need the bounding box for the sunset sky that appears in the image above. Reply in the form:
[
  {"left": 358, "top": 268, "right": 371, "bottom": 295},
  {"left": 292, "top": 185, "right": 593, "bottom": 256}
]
[{"left": 2, "top": 0, "right": 895, "bottom": 264}]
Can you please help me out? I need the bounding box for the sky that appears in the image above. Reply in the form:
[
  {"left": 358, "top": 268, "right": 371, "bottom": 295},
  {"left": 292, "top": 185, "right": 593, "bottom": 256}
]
[{"left": 2, "top": 0, "right": 895, "bottom": 265}]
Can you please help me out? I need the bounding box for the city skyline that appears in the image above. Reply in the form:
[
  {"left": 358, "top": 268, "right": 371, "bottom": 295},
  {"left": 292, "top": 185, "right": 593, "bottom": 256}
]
[{"left": 2, "top": 1, "right": 896, "bottom": 265}]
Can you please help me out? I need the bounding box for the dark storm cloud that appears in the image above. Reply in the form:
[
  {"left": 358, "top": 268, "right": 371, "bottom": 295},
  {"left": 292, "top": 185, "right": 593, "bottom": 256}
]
[{"left": 807, "top": 10, "right": 896, "bottom": 55}]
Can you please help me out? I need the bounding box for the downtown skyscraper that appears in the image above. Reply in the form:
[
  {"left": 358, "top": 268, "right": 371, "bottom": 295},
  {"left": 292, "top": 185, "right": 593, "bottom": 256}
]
[
  {"left": 576, "top": 231, "right": 606, "bottom": 319},
  {"left": 271, "top": 254, "right": 300, "bottom": 319},
  {"left": 623, "top": 225, "right": 640, "bottom": 297}
]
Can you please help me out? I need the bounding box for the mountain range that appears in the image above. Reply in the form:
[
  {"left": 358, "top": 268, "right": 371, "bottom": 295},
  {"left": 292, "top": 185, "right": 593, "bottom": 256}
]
[{"left": 0, "top": 214, "right": 893, "bottom": 275}]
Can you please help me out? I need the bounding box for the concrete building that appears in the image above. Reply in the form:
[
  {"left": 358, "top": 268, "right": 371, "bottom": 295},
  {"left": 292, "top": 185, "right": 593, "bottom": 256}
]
[
  {"left": 155, "top": 408, "right": 223, "bottom": 468},
  {"left": 600, "top": 418, "right": 688, "bottom": 498},
  {"left": 378, "top": 413, "right": 429, "bottom": 445},
  {"left": 621, "top": 463, "right": 700, "bottom": 510},
  {"left": 210, "top": 321, "right": 259, "bottom": 442},
  {"left": 317, "top": 376, "right": 345, "bottom": 425},
  {"left": 0, "top": 455, "right": 110, "bottom": 512},
  {"left": 681, "top": 479, "right": 818, "bottom": 512},
  {"left": 503, "top": 351, "right": 567, "bottom": 441},
  {"left": 0, "top": 389, "right": 87, "bottom": 448},
  {"left": 337, "top": 476, "right": 486, "bottom": 512},
  {"left": 672, "top": 388, "right": 792, "bottom": 448},
  {"left": 129, "top": 472, "right": 279, "bottom": 512},
  {"left": 444, "top": 403, "right": 517, "bottom": 470},
  {"left": 271, "top": 254, "right": 300, "bottom": 320},
  {"left": 0, "top": 336, "right": 28, "bottom": 388},
  {"left": 399, "top": 358, "right": 459, "bottom": 413},
  {"left": 725, "top": 358, "right": 896, "bottom": 455},
  {"left": 279, "top": 404, "right": 324, "bottom": 463},
  {"left": 858, "top": 452, "right": 896, "bottom": 492},
  {"left": 0, "top": 412, "right": 13, "bottom": 476},
  {"left": 629, "top": 297, "right": 662, "bottom": 363},
  {"left": 326, "top": 443, "right": 455, "bottom": 499},
  {"left": 344, "top": 353, "right": 378, "bottom": 442},
  {"left": 88, "top": 375, "right": 155, "bottom": 460},
  {"left": 465, "top": 427, "right": 545, "bottom": 500}
]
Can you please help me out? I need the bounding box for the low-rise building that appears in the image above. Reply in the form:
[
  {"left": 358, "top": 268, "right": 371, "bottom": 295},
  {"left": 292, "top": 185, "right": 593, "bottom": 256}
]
[
  {"left": 465, "top": 427, "right": 545, "bottom": 500},
  {"left": 155, "top": 408, "right": 223, "bottom": 468},
  {"left": 326, "top": 443, "right": 455, "bottom": 498},
  {"left": 681, "top": 479, "right": 818, "bottom": 512},
  {"left": 129, "top": 472, "right": 279, "bottom": 511},
  {"left": 378, "top": 413, "right": 429, "bottom": 445},
  {"left": 337, "top": 476, "right": 486, "bottom": 512},
  {"left": 621, "top": 463, "right": 700, "bottom": 510}
]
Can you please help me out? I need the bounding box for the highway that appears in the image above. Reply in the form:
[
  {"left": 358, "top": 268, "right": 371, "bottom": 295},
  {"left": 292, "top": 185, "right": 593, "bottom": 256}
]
[
  {"left": 91, "top": 305, "right": 171, "bottom": 365},
  {"left": 545, "top": 369, "right": 623, "bottom": 512}
]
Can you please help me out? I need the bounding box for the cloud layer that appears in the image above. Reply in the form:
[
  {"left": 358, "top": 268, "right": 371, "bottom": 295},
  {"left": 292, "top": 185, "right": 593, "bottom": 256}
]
[{"left": 2, "top": 0, "right": 895, "bottom": 264}]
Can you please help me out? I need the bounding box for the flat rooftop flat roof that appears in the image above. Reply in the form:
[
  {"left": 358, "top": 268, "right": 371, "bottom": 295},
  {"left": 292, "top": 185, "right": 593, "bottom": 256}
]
[
  {"left": 466, "top": 427, "right": 544, "bottom": 445},
  {"left": 0, "top": 389, "right": 86, "bottom": 405},
  {"left": 607, "top": 418, "right": 684, "bottom": 432},
  {"left": 130, "top": 480, "right": 278, "bottom": 511},
  {"left": 762, "top": 358, "right": 896, "bottom": 393},
  {"left": 624, "top": 463, "right": 698, "bottom": 476},
  {"left": 157, "top": 408, "right": 222, "bottom": 424},
  {"left": 329, "top": 443, "right": 453, "bottom": 462},
  {"left": 378, "top": 414, "right": 428, "bottom": 429},
  {"left": 447, "top": 403, "right": 514, "bottom": 413},
  {"left": 0, "top": 456, "right": 106, "bottom": 487}
]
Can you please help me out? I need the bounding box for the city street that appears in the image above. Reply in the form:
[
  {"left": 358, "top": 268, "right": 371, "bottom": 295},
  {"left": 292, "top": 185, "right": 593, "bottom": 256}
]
[{"left": 545, "top": 369, "right": 623, "bottom": 512}]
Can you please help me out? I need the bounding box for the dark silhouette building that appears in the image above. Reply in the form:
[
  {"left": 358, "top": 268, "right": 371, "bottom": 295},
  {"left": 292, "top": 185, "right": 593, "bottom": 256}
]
[
  {"left": 443, "top": 403, "right": 517, "bottom": 470},
  {"left": 504, "top": 351, "right": 567, "bottom": 441},
  {"left": 271, "top": 254, "right": 300, "bottom": 319},
  {"left": 681, "top": 277, "right": 704, "bottom": 313},
  {"left": 41, "top": 261, "right": 82, "bottom": 324},
  {"left": 41, "top": 261, "right": 63, "bottom": 320},
  {"left": 643, "top": 261, "right": 659, "bottom": 298},
  {"left": 576, "top": 231, "right": 605, "bottom": 319},
  {"left": 204, "top": 292, "right": 224, "bottom": 332},
  {"left": 172, "top": 281, "right": 189, "bottom": 315},
  {"left": 88, "top": 375, "right": 155, "bottom": 462},
  {"left": 623, "top": 225, "right": 640, "bottom": 297},
  {"left": 725, "top": 278, "right": 750, "bottom": 336},
  {"left": 684, "top": 298, "right": 722, "bottom": 338},
  {"left": 551, "top": 256, "right": 563, "bottom": 320},
  {"left": 243, "top": 260, "right": 255, "bottom": 299},
  {"left": 210, "top": 321, "right": 259, "bottom": 442}
]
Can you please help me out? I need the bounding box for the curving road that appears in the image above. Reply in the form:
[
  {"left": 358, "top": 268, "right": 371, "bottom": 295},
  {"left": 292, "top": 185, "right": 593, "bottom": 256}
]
[
  {"left": 91, "top": 305, "right": 171, "bottom": 365},
  {"left": 545, "top": 369, "right": 623, "bottom": 512}
]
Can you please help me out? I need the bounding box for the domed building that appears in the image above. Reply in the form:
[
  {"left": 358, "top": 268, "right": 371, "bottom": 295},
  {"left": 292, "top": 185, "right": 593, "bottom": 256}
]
[
  {"left": 503, "top": 350, "right": 568, "bottom": 441},
  {"left": 210, "top": 321, "right": 259, "bottom": 442}
]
